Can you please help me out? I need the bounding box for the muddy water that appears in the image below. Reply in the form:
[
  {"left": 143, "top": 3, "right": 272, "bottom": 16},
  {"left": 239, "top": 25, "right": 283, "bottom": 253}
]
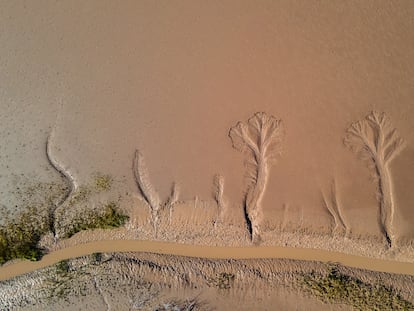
[{"left": 0, "top": 240, "right": 413, "bottom": 281}]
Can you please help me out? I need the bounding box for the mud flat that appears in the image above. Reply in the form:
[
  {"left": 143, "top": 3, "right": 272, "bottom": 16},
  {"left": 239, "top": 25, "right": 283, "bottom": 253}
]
[
  {"left": 1, "top": 0, "right": 414, "bottom": 245},
  {"left": 1, "top": 252, "right": 413, "bottom": 311},
  {"left": 1, "top": 0, "right": 413, "bottom": 264},
  {"left": 1, "top": 1, "right": 414, "bottom": 310}
]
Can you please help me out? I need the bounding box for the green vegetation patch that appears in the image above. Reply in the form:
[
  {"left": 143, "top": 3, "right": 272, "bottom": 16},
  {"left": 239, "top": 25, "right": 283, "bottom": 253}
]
[
  {"left": 0, "top": 208, "right": 47, "bottom": 264},
  {"left": 0, "top": 178, "right": 70, "bottom": 265},
  {"left": 64, "top": 202, "right": 129, "bottom": 238},
  {"left": 301, "top": 266, "right": 414, "bottom": 311},
  {"left": 93, "top": 173, "right": 113, "bottom": 191},
  {"left": 91, "top": 252, "right": 103, "bottom": 263},
  {"left": 0, "top": 174, "right": 125, "bottom": 265},
  {"left": 56, "top": 259, "right": 70, "bottom": 275}
]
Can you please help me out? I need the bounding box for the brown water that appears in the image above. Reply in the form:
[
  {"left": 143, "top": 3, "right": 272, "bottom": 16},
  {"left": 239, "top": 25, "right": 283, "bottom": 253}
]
[{"left": 1, "top": 240, "right": 413, "bottom": 281}]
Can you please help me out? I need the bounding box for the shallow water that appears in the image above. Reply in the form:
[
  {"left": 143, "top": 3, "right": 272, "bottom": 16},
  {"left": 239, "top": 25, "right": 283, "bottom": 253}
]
[{"left": 1, "top": 240, "right": 413, "bottom": 281}]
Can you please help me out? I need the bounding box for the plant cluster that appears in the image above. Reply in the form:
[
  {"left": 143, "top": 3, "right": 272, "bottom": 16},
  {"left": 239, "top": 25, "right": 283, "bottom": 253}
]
[
  {"left": 63, "top": 202, "right": 129, "bottom": 239},
  {"left": 93, "top": 173, "right": 113, "bottom": 191},
  {"left": 0, "top": 171, "right": 128, "bottom": 265},
  {"left": 302, "top": 267, "right": 414, "bottom": 310},
  {"left": 0, "top": 207, "right": 48, "bottom": 264}
]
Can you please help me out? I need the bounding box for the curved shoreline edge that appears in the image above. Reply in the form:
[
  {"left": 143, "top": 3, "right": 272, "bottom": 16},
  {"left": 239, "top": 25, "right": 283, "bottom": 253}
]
[{"left": 0, "top": 240, "right": 413, "bottom": 281}]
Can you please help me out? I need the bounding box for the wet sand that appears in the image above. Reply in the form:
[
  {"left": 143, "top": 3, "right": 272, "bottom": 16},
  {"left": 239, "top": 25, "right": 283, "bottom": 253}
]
[
  {"left": 0, "top": 3, "right": 414, "bottom": 308},
  {"left": 7, "top": 252, "right": 413, "bottom": 311},
  {"left": 1, "top": 0, "right": 414, "bottom": 239},
  {"left": 1, "top": 240, "right": 413, "bottom": 281}
]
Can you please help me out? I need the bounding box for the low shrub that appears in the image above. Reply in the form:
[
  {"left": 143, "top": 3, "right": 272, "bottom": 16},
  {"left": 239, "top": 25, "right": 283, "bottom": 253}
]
[
  {"left": 64, "top": 202, "right": 129, "bottom": 238},
  {"left": 302, "top": 266, "right": 414, "bottom": 310},
  {"left": 0, "top": 208, "right": 46, "bottom": 264}
]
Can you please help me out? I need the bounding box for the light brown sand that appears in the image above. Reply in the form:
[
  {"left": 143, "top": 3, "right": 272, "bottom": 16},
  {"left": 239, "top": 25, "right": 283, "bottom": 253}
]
[
  {"left": 1, "top": 3, "right": 414, "bottom": 305},
  {"left": 1, "top": 0, "right": 414, "bottom": 239}
]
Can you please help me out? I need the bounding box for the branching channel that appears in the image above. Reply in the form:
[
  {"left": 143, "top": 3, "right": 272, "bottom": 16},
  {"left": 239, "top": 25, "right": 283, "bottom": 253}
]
[
  {"left": 229, "top": 112, "right": 284, "bottom": 242},
  {"left": 133, "top": 149, "right": 179, "bottom": 236},
  {"left": 344, "top": 111, "right": 405, "bottom": 247}
]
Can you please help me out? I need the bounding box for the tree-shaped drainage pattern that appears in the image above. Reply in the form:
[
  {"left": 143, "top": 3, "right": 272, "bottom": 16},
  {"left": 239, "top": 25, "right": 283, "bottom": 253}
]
[{"left": 229, "top": 112, "right": 285, "bottom": 242}]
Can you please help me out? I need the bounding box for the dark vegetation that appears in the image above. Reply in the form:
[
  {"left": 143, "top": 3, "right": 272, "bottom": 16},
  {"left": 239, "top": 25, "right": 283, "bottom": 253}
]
[
  {"left": 302, "top": 266, "right": 414, "bottom": 310},
  {"left": 0, "top": 207, "right": 47, "bottom": 264},
  {"left": 0, "top": 174, "right": 128, "bottom": 265},
  {"left": 0, "top": 202, "right": 128, "bottom": 264},
  {"left": 63, "top": 202, "right": 129, "bottom": 239}
]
